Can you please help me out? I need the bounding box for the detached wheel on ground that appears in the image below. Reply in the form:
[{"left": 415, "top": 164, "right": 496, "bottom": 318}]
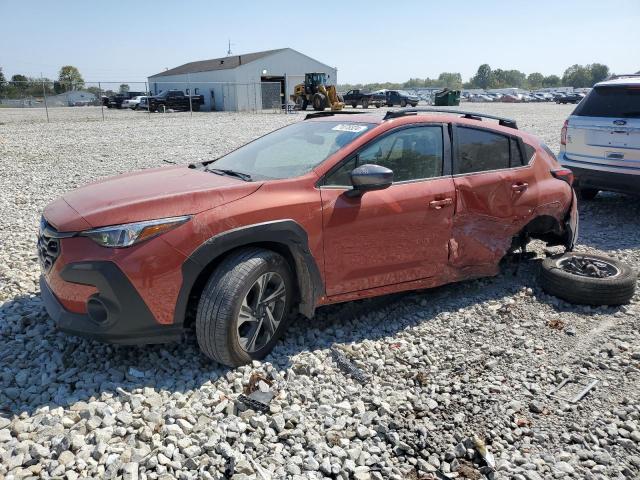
[
  {"left": 195, "top": 248, "right": 293, "bottom": 366},
  {"left": 540, "top": 252, "right": 636, "bottom": 305}
]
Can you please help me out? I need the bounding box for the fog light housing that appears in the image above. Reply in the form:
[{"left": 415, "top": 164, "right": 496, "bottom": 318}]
[{"left": 86, "top": 297, "right": 109, "bottom": 324}]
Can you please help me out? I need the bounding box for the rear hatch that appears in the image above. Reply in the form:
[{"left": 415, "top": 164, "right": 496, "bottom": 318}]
[{"left": 565, "top": 84, "right": 640, "bottom": 171}]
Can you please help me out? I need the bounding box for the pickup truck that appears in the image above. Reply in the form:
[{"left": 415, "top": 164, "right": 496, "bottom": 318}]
[
  {"left": 342, "top": 89, "right": 384, "bottom": 109},
  {"left": 147, "top": 90, "right": 205, "bottom": 112},
  {"left": 103, "top": 91, "right": 147, "bottom": 109}
]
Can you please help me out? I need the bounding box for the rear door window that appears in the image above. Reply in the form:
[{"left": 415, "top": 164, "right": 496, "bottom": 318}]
[
  {"left": 573, "top": 86, "right": 640, "bottom": 118},
  {"left": 456, "top": 127, "right": 510, "bottom": 174}
]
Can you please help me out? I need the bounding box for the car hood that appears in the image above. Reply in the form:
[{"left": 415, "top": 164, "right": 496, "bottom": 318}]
[{"left": 44, "top": 165, "right": 262, "bottom": 231}]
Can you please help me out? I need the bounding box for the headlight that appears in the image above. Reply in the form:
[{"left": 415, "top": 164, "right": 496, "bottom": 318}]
[{"left": 81, "top": 216, "right": 191, "bottom": 248}]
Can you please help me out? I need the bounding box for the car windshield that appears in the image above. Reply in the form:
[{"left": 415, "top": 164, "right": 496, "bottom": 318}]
[
  {"left": 573, "top": 86, "right": 640, "bottom": 118},
  {"left": 398, "top": 90, "right": 412, "bottom": 96},
  {"left": 208, "top": 121, "right": 375, "bottom": 180}
]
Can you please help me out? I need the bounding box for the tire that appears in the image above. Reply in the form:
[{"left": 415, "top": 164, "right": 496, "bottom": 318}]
[
  {"left": 351, "top": 103, "right": 358, "bottom": 108},
  {"left": 411, "top": 103, "right": 418, "bottom": 107},
  {"left": 313, "top": 93, "right": 326, "bottom": 111},
  {"left": 196, "top": 248, "right": 294, "bottom": 366},
  {"left": 362, "top": 99, "right": 369, "bottom": 109},
  {"left": 577, "top": 187, "right": 599, "bottom": 200},
  {"left": 133, "top": 105, "right": 138, "bottom": 111},
  {"left": 375, "top": 104, "right": 381, "bottom": 108},
  {"left": 400, "top": 99, "right": 407, "bottom": 107},
  {"left": 295, "top": 96, "right": 308, "bottom": 110},
  {"left": 540, "top": 253, "right": 636, "bottom": 306},
  {"left": 155, "top": 104, "right": 164, "bottom": 113}
]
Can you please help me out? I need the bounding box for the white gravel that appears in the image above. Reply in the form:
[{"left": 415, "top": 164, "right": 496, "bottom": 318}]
[{"left": 0, "top": 104, "right": 639, "bottom": 480}]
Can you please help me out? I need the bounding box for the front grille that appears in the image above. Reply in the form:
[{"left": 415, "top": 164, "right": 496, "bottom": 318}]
[{"left": 38, "top": 218, "right": 61, "bottom": 272}]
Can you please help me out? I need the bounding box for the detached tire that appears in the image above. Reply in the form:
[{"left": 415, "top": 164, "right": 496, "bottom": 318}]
[
  {"left": 540, "top": 253, "right": 636, "bottom": 306},
  {"left": 196, "top": 248, "right": 294, "bottom": 366}
]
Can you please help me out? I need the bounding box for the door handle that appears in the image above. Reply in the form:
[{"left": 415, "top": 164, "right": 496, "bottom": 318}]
[
  {"left": 429, "top": 198, "right": 453, "bottom": 209},
  {"left": 511, "top": 182, "right": 528, "bottom": 193}
]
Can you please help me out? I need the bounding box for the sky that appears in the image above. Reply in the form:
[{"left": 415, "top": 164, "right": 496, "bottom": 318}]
[{"left": 1, "top": 0, "right": 638, "bottom": 86}]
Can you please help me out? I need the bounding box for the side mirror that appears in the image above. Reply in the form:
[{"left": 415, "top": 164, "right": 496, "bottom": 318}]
[{"left": 347, "top": 164, "right": 393, "bottom": 197}]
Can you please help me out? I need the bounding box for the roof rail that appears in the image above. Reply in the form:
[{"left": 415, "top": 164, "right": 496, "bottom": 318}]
[
  {"left": 304, "top": 110, "right": 368, "bottom": 120},
  {"left": 383, "top": 108, "right": 518, "bottom": 129}
]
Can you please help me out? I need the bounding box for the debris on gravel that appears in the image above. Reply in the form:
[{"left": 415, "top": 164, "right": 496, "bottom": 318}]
[{"left": 0, "top": 105, "right": 638, "bottom": 479}]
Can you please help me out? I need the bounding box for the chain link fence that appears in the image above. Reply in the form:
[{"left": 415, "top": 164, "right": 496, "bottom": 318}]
[{"left": 0, "top": 80, "right": 291, "bottom": 124}]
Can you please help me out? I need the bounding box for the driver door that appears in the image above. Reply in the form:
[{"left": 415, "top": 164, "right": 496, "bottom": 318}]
[{"left": 319, "top": 124, "right": 455, "bottom": 296}]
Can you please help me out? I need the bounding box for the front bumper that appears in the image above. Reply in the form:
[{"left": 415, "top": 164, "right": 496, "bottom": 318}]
[
  {"left": 40, "top": 261, "right": 183, "bottom": 345},
  {"left": 559, "top": 152, "right": 640, "bottom": 195}
]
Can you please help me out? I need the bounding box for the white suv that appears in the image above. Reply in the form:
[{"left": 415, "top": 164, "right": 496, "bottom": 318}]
[{"left": 559, "top": 75, "right": 640, "bottom": 199}]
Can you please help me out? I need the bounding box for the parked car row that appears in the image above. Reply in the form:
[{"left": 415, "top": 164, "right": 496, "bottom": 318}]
[
  {"left": 341, "top": 89, "right": 419, "bottom": 108},
  {"left": 462, "top": 91, "right": 587, "bottom": 104},
  {"left": 101, "top": 90, "right": 205, "bottom": 112}
]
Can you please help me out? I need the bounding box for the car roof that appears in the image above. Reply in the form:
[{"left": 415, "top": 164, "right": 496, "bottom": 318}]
[{"left": 595, "top": 76, "right": 640, "bottom": 87}]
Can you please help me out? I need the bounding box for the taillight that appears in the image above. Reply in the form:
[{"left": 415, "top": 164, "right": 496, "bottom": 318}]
[
  {"left": 560, "top": 119, "right": 568, "bottom": 145},
  {"left": 551, "top": 168, "right": 574, "bottom": 185}
]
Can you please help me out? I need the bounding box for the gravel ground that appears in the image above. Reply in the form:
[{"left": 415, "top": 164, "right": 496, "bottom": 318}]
[{"left": 0, "top": 104, "right": 638, "bottom": 480}]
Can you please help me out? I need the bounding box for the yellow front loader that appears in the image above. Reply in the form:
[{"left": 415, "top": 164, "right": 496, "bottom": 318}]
[{"left": 291, "top": 72, "right": 344, "bottom": 111}]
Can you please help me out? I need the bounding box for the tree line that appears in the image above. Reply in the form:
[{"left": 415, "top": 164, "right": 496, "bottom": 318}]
[
  {"left": 0, "top": 65, "right": 132, "bottom": 98},
  {"left": 338, "top": 63, "right": 616, "bottom": 92}
]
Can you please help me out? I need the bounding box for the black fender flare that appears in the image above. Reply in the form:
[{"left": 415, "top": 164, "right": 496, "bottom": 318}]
[{"left": 174, "top": 220, "right": 324, "bottom": 325}]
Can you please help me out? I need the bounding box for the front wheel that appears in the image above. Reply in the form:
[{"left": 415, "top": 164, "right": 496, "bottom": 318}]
[
  {"left": 196, "top": 248, "right": 293, "bottom": 366},
  {"left": 313, "top": 93, "right": 327, "bottom": 111},
  {"left": 400, "top": 99, "right": 407, "bottom": 107}
]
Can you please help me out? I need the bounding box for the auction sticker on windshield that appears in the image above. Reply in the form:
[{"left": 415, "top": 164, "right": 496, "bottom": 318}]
[{"left": 332, "top": 124, "right": 369, "bottom": 133}]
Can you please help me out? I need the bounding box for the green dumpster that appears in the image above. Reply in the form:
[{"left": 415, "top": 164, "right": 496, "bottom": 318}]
[{"left": 434, "top": 88, "right": 461, "bottom": 106}]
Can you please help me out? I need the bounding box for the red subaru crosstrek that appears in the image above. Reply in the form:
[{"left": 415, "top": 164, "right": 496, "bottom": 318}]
[{"left": 39, "top": 109, "right": 577, "bottom": 366}]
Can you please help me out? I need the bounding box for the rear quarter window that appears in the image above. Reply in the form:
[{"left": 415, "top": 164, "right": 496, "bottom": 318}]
[
  {"left": 573, "top": 86, "right": 640, "bottom": 118},
  {"left": 523, "top": 143, "right": 536, "bottom": 163}
]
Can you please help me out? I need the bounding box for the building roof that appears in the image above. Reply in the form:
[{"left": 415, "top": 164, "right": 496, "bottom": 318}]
[{"left": 149, "top": 48, "right": 289, "bottom": 78}]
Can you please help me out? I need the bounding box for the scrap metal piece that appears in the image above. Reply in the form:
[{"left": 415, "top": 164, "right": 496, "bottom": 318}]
[
  {"left": 546, "top": 373, "right": 599, "bottom": 403},
  {"left": 237, "top": 391, "right": 273, "bottom": 413},
  {"left": 330, "top": 346, "right": 368, "bottom": 384},
  {"left": 472, "top": 435, "right": 496, "bottom": 470}
]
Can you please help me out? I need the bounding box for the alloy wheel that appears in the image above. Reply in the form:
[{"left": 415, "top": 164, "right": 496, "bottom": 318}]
[{"left": 237, "top": 272, "right": 287, "bottom": 352}]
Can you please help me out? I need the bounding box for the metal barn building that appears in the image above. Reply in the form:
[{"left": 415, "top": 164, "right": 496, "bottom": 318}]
[{"left": 147, "top": 48, "right": 337, "bottom": 112}]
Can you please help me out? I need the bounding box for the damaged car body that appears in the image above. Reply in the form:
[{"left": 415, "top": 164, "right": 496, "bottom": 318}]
[{"left": 39, "top": 109, "right": 577, "bottom": 366}]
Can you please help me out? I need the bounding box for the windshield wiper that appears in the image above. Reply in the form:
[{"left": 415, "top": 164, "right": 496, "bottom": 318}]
[{"left": 205, "top": 167, "right": 252, "bottom": 181}]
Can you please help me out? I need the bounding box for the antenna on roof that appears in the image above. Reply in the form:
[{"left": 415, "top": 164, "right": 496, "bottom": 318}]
[{"left": 226, "top": 39, "right": 235, "bottom": 56}]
